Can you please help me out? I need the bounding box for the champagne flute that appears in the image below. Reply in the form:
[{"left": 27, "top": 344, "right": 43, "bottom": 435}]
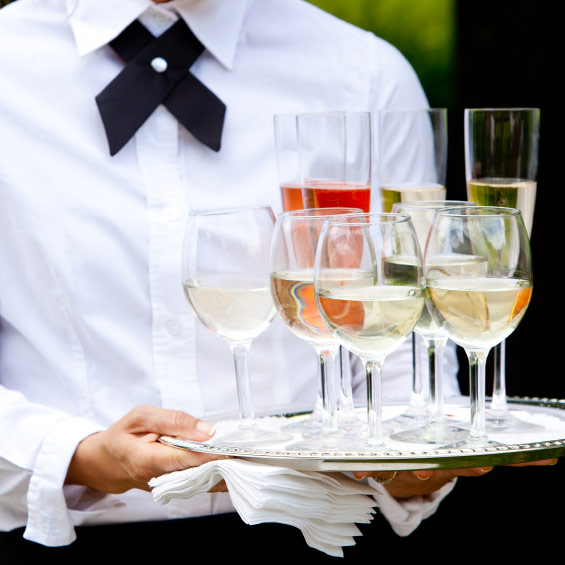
[
  {"left": 425, "top": 206, "right": 533, "bottom": 448},
  {"left": 182, "top": 205, "right": 289, "bottom": 446},
  {"left": 389, "top": 200, "right": 478, "bottom": 445},
  {"left": 270, "top": 207, "right": 363, "bottom": 448},
  {"left": 465, "top": 108, "right": 540, "bottom": 432},
  {"left": 314, "top": 213, "right": 425, "bottom": 449},
  {"left": 296, "top": 110, "right": 372, "bottom": 426},
  {"left": 378, "top": 108, "right": 448, "bottom": 425},
  {"left": 274, "top": 113, "right": 303, "bottom": 212}
]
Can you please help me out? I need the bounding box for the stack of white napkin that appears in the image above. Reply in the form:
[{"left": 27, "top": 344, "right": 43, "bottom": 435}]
[{"left": 149, "top": 458, "right": 379, "bottom": 557}]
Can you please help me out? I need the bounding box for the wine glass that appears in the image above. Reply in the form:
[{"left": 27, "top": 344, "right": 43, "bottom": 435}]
[
  {"left": 270, "top": 207, "right": 363, "bottom": 448},
  {"left": 425, "top": 206, "right": 533, "bottom": 448},
  {"left": 377, "top": 108, "right": 448, "bottom": 425},
  {"left": 296, "top": 110, "right": 373, "bottom": 427},
  {"left": 465, "top": 108, "right": 540, "bottom": 432},
  {"left": 314, "top": 212, "right": 426, "bottom": 449},
  {"left": 182, "top": 205, "right": 289, "bottom": 446},
  {"left": 389, "top": 200, "right": 477, "bottom": 445}
]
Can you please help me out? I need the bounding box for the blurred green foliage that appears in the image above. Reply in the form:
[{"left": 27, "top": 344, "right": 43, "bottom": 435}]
[{"left": 308, "top": 0, "right": 456, "bottom": 107}]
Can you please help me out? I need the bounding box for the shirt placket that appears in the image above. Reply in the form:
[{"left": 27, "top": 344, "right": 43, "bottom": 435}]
[{"left": 136, "top": 105, "right": 204, "bottom": 416}]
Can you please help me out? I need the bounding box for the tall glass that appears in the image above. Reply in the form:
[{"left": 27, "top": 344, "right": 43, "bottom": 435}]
[
  {"left": 378, "top": 108, "right": 447, "bottom": 212},
  {"left": 390, "top": 200, "right": 477, "bottom": 445},
  {"left": 182, "top": 205, "right": 289, "bottom": 446},
  {"left": 425, "top": 206, "right": 533, "bottom": 447},
  {"left": 465, "top": 108, "right": 540, "bottom": 432},
  {"left": 270, "top": 207, "right": 362, "bottom": 449},
  {"left": 314, "top": 213, "right": 425, "bottom": 449},
  {"left": 274, "top": 113, "right": 303, "bottom": 212},
  {"left": 296, "top": 111, "right": 372, "bottom": 426},
  {"left": 378, "top": 108, "right": 448, "bottom": 424}
]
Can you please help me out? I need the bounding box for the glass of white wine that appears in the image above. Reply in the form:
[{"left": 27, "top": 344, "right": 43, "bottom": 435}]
[
  {"left": 314, "top": 213, "right": 426, "bottom": 450},
  {"left": 377, "top": 108, "right": 448, "bottom": 425},
  {"left": 182, "top": 205, "right": 289, "bottom": 446},
  {"left": 270, "top": 207, "right": 363, "bottom": 449},
  {"left": 465, "top": 108, "right": 540, "bottom": 432},
  {"left": 389, "top": 200, "right": 478, "bottom": 445},
  {"left": 378, "top": 108, "right": 447, "bottom": 213},
  {"left": 425, "top": 206, "right": 533, "bottom": 448}
]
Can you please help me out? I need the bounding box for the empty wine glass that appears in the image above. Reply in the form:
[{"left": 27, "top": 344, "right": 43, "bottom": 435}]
[
  {"left": 465, "top": 108, "right": 540, "bottom": 432},
  {"left": 270, "top": 207, "right": 363, "bottom": 448},
  {"left": 314, "top": 213, "right": 425, "bottom": 450},
  {"left": 182, "top": 205, "right": 289, "bottom": 446},
  {"left": 425, "top": 206, "right": 533, "bottom": 448},
  {"left": 389, "top": 200, "right": 477, "bottom": 444}
]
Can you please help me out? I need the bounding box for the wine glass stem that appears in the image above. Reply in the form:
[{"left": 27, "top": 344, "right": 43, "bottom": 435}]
[
  {"left": 365, "top": 359, "right": 384, "bottom": 445},
  {"left": 424, "top": 337, "right": 447, "bottom": 423},
  {"left": 318, "top": 348, "right": 338, "bottom": 430},
  {"left": 231, "top": 342, "right": 254, "bottom": 422},
  {"left": 339, "top": 345, "right": 355, "bottom": 413},
  {"left": 491, "top": 340, "right": 508, "bottom": 413},
  {"left": 467, "top": 349, "right": 489, "bottom": 440}
]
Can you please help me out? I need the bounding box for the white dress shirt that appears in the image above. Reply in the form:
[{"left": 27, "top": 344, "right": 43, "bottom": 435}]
[{"left": 0, "top": 0, "right": 459, "bottom": 547}]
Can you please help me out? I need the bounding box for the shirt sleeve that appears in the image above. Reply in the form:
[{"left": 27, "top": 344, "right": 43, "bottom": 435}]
[
  {"left": 369, "top": 476, "right": 457, "bottom": 535},
  {"left": 0, "top": 385, "right": 111, "bottom": 545}
]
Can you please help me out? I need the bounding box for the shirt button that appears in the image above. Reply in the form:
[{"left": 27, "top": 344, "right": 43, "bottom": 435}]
[{"left": 151, "top": 57, "right": 168, "bottom": 73}]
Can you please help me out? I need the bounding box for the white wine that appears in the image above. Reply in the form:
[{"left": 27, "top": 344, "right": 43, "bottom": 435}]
[
  {"left": 421, "top": 253, "right": 490, "bottom": 338},
  {"left": 427, "top": 277, "right": 532, "bottom": 351},
  {"left": 380, "top": 184, "right": 446, "bottom": 213},
  {"left": 467, "top": 177, "right": 536, "bottom": 235},
  {"left": 184, "top": 281, "right": 276, "bottom": 343},
  {"left": 270, "top": 270, "right": 334, "bottom": 348},
  {"left": 317, "top": 284, "right": 424, "bottom": 361}
]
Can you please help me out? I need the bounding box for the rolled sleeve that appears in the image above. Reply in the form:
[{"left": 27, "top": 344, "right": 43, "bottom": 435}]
[{"left": 369, "top": 477, "right": 457, "bottom": 536}]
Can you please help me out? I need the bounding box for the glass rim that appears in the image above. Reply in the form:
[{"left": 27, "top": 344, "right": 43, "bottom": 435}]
[
  {"left": 379, "top": 107, "right": 447, "bottom": 114},
  {"left": 188, "top": 204, "right": 272, "bottom": 217},
  {"left": 280, "top": 207, "right": 364, "bottom": 219},
  {"left": 296, "top": 110, "right": 371, "bottom": 120},
  {"left": 322, "top": 212, "right": 412, "bottom": 226},
  {"left": 393, "top": 200, "right": 475, "bottom": 211},
  {"left": 464, "top": 107, "right": 540, "bottom": 113},
  {"left": 434, "top": 205, "right": 522, "bottom": 218}
]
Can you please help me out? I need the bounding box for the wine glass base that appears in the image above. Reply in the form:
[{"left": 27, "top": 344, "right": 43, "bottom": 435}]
[
  {"left": 216, "top": 426, "right": 292, "bottom": 447},
  {"left": 389, "top": 421, "right": 469, "bottom": 445},
  {"left": 441, "top": 436, "right": 502, "bottom": 450},
  {"left": 485, "top": 409, "right": 544, "bottom": 433}
]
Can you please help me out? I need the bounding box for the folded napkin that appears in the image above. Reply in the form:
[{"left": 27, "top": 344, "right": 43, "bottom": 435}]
[{"left": 149, "top": 458, "right": 379, "bottom": 557}]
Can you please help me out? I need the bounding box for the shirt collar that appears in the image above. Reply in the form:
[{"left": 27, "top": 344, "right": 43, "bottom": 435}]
[{"left": 67, "top": 0, "right": 248, "bottom": 70}]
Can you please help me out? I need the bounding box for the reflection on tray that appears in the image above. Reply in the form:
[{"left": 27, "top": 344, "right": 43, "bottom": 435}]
[{"left": 159, "top": 398, "right": 565, "bottom": 471}]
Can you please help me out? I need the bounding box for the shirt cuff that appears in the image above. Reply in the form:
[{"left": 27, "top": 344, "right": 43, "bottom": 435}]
[
  {"left": 368, "top": 477, "right": 457, "bottom": 536},
  {"left": 23, "top": 416, "right": 106, "bottom": 546}
]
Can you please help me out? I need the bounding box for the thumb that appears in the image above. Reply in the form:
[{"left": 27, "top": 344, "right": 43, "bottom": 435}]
[{"left": 126, "top": 405, "right": 217, "bottom": 442}]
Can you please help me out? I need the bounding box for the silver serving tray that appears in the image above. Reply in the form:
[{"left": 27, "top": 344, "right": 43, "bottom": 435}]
[{"left": 159, "top": 397, "right": 565, "bottom": 471}]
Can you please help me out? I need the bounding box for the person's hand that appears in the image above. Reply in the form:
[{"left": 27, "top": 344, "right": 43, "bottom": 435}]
[
  {"left": 65, "top": 404, "right": 226, "bottom": 494},
  {"left": 353, "top": 458, "right": 558, "bottom": 498}
]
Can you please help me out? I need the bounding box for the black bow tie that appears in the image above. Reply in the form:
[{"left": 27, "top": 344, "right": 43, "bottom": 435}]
[{"left": 96, "top": 19, "right": 226, "bottom": 156}]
